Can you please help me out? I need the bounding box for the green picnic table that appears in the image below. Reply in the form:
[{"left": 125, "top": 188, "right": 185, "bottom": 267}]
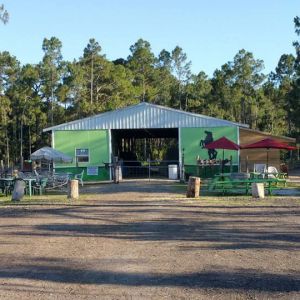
[{"left": 209, "top": 175, "right": 286, "bottom": 195}]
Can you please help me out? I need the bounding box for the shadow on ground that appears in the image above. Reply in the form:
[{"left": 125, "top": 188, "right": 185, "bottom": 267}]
[
  {"left": 1, "top": 201, "right": 299, "bottom": 251},
  {"left": 0, "top": 257, "right": 299, "bottom": 292}
]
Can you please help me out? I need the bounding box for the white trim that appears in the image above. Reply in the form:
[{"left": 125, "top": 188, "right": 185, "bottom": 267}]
[
  {"left": 52, "top": 131, "right": 55, "bottom": 170},
  {"left": 108, "top": 129, "right": 112, "bottom": 181},
  {"left": 237, "top": 127, "right": 240, "bottom": 172},
  {"left": 178, "top": 127, "right": 182, "bottom": 181},
  {"left": 75, "top": 148, "right": 90, "bottom": 163}
]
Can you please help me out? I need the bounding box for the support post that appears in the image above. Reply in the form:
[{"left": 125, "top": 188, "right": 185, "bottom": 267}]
[
  {"left": 180, "top": 148, "right": 185, "bottom": 183},
  {"left": 148, "top": 156, "right": 151, "bottom": 182}
]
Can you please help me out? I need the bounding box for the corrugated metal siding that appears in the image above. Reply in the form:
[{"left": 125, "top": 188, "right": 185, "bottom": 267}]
[{"left": 44, "top": 102, "right": 248, "bottom": 132}]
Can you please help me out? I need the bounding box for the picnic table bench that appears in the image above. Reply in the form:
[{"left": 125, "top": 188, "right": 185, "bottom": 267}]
[
  {"left": 209, "top": 176, "right": 287, "bottom": 195},
  {"left": 0, "top": 178, "right": 14, "bottom": 196}
]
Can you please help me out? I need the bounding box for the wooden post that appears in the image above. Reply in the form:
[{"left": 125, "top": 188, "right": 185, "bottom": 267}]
[
  {"left": 68, "top": 179, "right": 79, "bottom": 200},
  {"left": 251, "top": 183, "right": 265, "bottom": 199},
  {"left": 186, "top": 176, "right": 201, "bottom": 198},
  {"left": 0, "top": 160, "right": 4, "bottom": 173}
]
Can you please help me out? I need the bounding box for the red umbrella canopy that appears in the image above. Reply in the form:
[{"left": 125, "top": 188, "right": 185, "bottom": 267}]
[
  {"left": 241, "top": 138, "right": 296, "bottom": 150},
  {"left": 205, "top": 136, "right": 240, "bottom": 150}
]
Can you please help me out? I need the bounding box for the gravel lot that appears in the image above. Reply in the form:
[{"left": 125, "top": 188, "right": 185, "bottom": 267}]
[{"left": 0, "top": 181, "right": 299, "bottom": 299}]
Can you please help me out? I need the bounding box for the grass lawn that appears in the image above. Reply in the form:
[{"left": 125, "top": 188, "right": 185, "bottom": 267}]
[{"left": 1, "top": 185, "right": 299, "bottom": 207}]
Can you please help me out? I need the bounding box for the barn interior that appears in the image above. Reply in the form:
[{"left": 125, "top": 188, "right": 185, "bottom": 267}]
[{"left": 111, "top": 128, "right": 179, "bottom": 162}]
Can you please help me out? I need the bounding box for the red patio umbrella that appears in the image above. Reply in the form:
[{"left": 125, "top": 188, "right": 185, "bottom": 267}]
[
  {"left": 205, "top": 136, "right": 240, "bottom": 172},
  {"left": 241, "top": 138, "right": 296, "bottom": 173},
  {"left": 241, "top": 138, "right": 296, "bottom": 151},
  {"left": 205, "top": 136, "right": 240, "bottom": 151}
]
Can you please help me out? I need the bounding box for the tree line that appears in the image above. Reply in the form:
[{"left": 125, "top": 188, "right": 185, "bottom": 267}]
[{"left": 0, "top": 16, "right": 299, "bottom": 167}]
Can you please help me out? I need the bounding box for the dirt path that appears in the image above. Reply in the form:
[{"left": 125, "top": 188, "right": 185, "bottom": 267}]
[{"left": 0, "top": 182, "right": 299, "bottom": 299}]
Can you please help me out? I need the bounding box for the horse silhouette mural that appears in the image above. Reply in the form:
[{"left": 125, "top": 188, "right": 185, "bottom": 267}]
[{"left": 199, "top": 131, "right": 218, "bottom": 159}]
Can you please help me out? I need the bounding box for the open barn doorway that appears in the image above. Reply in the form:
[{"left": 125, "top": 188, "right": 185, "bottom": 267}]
[{"left": 111, "top": 128, "right": 179, "bottom": 179}]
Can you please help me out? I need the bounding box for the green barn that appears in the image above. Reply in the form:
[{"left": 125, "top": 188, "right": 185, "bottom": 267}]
[{"left": 43, "top": 102, "right": 294, "bottom": 182}]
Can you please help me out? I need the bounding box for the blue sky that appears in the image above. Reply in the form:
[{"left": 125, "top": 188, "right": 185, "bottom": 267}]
[{"left": 0, "top": 0, "right": 299, "bottom": 76}]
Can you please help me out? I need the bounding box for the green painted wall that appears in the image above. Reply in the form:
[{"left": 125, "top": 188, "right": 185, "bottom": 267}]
[
  {"left": 181, "top": 127, "right": 238, "bottom": 164},
  {"left": 54, "top": 130, "right": 110, "bottom": 181},
  {"left": 181, "top": 127, "right": 239, "bottom": 178}
]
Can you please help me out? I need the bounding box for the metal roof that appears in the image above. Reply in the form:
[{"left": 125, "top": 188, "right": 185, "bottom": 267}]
[
  {"left": 43, "top": 102, "right": 249, "bottom": 132},
  {"left": 240, "top": 127, "right": 296, "bottom": 143}
]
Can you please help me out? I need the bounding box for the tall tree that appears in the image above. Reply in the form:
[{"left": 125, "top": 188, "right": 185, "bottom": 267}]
[
  {"left": 8, "top": 64, "right": 47, "bottom": 159},
  {"left": 40, "top": 37, "right": 64, "bottom": 126},
  {"left": 171, "top": 46, "right": 192, "bottom": 110},
  {"left": 185, "top": 71, "right": 212, "bottom": 114},
  {"left": 127, "top": 39, "right": 157, "bottom": 102},
  {"left": 152, "top": 49, "right": 176, "bottom": 106},
  {"left": 104, "top": 63, "right": 137, "bottom": 110},
  {"left": 0, "top": 51, "right": 20, "bottom": 165},
  {"left": 79, "top": 39, "right": 116, "bottom": 114},
  {"left": 210, "top": 49, "right": 265, "bottom": 128},
  {"left": 83, "top": 38, "right": 102, "bottom": 104},
  {"left": 270, "top": 54, "right": 296, "bottom": 134},
  {"left": 287, "top": 16, "right": 300, "bottom": 136},
  {"left": 0, "top": 4, "right": 8, "bottom": 24},
  {"left": 293, "top": 16, "right": 300, "bottom": 70}
]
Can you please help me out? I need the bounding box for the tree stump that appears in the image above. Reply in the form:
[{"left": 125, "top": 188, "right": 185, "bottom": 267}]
[
  {"left": 186, "top": 176, "right": 200, "bottom": 198},
  {"left": 68, "top": 179, "right": 79, "bottom": 200}
]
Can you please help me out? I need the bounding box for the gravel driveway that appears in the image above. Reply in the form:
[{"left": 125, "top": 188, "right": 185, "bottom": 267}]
[{"left": 0, "top": 181, "right": 299, "bottom": 299}]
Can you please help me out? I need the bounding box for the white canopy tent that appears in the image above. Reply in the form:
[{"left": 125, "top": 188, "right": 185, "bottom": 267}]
[{"left": 30, "top": 147, "right": 73, "bottom": 163}]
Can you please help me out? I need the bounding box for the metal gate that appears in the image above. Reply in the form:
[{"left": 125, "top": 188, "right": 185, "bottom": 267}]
[{"left": 119, "top": 160, "right": 180, "bottom": 180}]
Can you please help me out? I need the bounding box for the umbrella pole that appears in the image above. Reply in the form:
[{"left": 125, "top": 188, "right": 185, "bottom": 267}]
[
  {"left": 222, "top": 149, "right": 224, "bottom": 174},
  {"left": 266, "top": 149, "right": 269, "bottom": 178}
]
